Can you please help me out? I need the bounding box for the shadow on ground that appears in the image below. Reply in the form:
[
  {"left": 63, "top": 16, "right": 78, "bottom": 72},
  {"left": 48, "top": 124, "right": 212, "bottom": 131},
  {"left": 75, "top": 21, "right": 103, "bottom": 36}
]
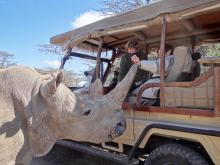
[{"left": 31, "top": 144, "right": 120, "bottom": 165}]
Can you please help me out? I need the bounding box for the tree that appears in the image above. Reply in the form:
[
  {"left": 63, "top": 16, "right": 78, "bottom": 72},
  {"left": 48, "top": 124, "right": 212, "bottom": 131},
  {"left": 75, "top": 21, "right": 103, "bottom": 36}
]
[
  {"left": 38, "top": 0, "right": 159, "bottom": 61},
  {"left": 99, "top": 0, "right": 159, "bottom": 15},
  {"left": 203, "top": 43, "right": 220, "bottom": 57},
  {"left": 38, "top": 44, "right": 94, "bottom": 86},
  {"left": 0, "top": 51, "right": 16, "bottom": 68},
  {"left": 62, "top": 69, "right": 85, "bottom": 87},
  {"left": 36, "top": 67, "right": 85, "bottom": 87},
  {"left": 38, "top": 44, "right": 64, "bottom": 60}
]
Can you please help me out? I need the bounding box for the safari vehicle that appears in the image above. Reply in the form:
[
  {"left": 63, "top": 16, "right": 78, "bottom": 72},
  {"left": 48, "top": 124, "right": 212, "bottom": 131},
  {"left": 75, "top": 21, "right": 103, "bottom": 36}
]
[{"left": 50, "top": 0, "right": 220, "bottom": 164}]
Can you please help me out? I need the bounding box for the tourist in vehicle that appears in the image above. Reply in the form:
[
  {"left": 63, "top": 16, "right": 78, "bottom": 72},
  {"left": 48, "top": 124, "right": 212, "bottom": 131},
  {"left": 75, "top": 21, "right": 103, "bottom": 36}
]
[
  {"left": 74, "top": 68, "right": 95, "bottom": 94},
  {"left": 119, "top": 39, "right": 150, "bottom": 91},
  {"left": 131, "top": 44, "right": 174, "bottom": 102},
  {"left": 84, "top": 68, "right": 95, "bottom": 89}
]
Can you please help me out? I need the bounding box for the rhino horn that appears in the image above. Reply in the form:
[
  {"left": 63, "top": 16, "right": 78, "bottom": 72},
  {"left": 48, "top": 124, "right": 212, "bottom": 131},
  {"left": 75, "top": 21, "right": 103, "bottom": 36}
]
[
  {"left": 104, "top": 64, "right": 138, "bottom": 107},
  {"left": 89, "top": 78, "right": 103, "bottom": 97}
]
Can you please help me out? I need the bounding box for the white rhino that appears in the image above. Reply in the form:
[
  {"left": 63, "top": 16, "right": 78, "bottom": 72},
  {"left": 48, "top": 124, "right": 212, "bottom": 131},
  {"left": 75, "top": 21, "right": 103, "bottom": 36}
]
[{"left": 0, "top": 65, "right": 137, "bottom": 165}]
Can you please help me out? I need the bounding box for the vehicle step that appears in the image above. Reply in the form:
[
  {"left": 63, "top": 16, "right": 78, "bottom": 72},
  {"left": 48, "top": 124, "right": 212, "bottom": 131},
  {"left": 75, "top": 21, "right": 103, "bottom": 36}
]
[{"left": 57, "top": 140, "right": 139, "bottom": 165}]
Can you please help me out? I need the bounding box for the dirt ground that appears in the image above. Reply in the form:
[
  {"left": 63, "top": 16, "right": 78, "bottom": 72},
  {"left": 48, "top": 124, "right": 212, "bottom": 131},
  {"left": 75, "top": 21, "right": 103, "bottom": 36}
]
[{"left": 31, "top": 144, "right": 121, "bottom": 165}]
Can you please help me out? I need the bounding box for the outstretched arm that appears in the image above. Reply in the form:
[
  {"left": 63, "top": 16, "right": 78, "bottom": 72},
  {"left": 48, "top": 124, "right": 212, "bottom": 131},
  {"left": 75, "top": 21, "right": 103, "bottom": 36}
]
[
  {"left": 131, "top": 55, "right": 172, "bottom": 74},
  {"left": 131, "top": 55, "right": 159, "bottom": 74},
  {"left": 139, "top": 60, "right": 159, "bottom": 74}
]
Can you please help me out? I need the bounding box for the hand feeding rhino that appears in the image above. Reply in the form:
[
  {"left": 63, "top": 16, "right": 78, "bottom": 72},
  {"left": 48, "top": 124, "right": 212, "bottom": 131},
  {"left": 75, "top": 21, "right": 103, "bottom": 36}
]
[{"left": 0, "top": 65, "right": 137, "bottom": 165}]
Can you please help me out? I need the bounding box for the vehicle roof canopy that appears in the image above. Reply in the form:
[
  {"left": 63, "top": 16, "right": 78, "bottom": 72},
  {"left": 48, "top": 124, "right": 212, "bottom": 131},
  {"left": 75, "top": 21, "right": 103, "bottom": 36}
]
[{"left": 50, "top": 0, "right": 220, "bottom": 52}]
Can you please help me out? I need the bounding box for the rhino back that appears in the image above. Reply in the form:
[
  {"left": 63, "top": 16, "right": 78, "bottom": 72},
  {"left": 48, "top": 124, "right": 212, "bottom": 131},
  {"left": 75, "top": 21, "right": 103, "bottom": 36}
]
[
  {"left": 0, "top": 66, "right": 39, "bottom": 97},
  {"left": 0, "top": 66, "right": 40, "bottom": 164}
]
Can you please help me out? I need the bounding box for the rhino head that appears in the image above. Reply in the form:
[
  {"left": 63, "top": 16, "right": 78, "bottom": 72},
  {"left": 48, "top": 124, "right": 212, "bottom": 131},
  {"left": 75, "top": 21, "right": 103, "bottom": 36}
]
[{"left": 29, "top": 65, "right": 137, "bottom": 155}]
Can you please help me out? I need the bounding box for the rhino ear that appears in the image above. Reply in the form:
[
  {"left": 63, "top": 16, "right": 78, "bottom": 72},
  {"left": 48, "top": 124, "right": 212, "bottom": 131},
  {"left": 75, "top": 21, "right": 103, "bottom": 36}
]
[
  {"left": 89, "top": 79, "right": 103, "bottom": 97},
  {"left": 55, "top": 70, "right": 64, "bottom": 87},
  {"left": 40, "top": 70, "right": 64, "bottom": 97}
]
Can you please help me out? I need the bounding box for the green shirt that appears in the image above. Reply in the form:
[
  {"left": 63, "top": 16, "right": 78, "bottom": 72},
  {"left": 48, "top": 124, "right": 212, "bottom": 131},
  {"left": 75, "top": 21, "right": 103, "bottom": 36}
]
[{"left": 119, "top": 51, "right": 150, "bottom": 82}]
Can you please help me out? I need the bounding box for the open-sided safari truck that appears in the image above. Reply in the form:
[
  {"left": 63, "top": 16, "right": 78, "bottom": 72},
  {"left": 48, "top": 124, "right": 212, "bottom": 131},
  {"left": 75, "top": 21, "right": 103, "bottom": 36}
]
[{"left": 50, "top": 0, "right": 220, "bottom": 164}]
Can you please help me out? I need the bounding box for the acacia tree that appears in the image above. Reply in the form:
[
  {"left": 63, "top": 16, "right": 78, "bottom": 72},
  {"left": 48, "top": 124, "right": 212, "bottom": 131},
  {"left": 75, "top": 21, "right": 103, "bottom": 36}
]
[
  {"left": 0, "top": 51, "right": 16, "bottom": 68},
  {"left": 99, "top": 0, "right": 159, "bottom": 15},
  {"left": 38, "top": 0, "right": 158, "bottom": 56},
  {"left": 36, "top": 67, "right": 85, "bottom": 87},
  {"left": 202, "top": 43, "right": 220, "bottom": 57},
  {"left": 38, "top": 44, "right": 64, "bottom": 60},
  {"left": 38, "top": 0, "right": 160, "bottom": 85}
]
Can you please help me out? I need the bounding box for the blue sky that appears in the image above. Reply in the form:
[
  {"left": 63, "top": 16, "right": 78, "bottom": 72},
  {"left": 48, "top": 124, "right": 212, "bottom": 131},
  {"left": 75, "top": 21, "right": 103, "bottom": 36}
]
[{"left": 0, "top": 0, "right": 102, "bottom": 72}]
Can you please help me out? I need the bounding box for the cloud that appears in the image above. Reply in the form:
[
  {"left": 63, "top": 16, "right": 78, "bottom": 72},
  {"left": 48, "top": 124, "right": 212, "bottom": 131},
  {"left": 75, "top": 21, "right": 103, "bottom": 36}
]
[
  {"left": 71, "top": 10, "right": 110, "bottom": 29},
  {"left": 43, "top": 60, "right": 60, "bottom": 68}
]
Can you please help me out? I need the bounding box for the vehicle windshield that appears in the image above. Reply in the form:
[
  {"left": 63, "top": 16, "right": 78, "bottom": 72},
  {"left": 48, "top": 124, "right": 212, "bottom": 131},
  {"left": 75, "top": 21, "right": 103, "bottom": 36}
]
[
  {"left": 63, "top": 57, "right": 94, "bottom": 87},
  {"left": 63, "top": 49, "right": 112, "bottom": 87}
]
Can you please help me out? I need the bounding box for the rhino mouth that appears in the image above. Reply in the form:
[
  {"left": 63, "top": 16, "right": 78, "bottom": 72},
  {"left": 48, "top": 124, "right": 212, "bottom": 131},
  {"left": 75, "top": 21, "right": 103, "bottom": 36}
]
[{"left": 109, "top": 120, "right": 126, "bottom": 141}]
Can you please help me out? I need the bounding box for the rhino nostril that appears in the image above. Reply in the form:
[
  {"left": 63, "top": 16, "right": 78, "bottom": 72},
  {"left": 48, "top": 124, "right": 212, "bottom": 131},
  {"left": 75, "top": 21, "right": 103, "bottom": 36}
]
[
  {"left": 115, "top": 109, "right": 122, "bottom": 113},
  {"left": 117, "top": 121, "right": 125, "bottom": 128},
  {"left": 83, "top": 109, "right": 91, "bottom": 116},
  {"left": 110, "top": 120, "right": 126, "bottom": 139}
]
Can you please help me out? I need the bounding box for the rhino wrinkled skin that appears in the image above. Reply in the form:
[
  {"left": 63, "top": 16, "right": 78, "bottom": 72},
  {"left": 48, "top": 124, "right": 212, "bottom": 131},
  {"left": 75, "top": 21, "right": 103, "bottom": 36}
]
[{"left": 0, "top": 65, "right": 137, "bottom": 165}]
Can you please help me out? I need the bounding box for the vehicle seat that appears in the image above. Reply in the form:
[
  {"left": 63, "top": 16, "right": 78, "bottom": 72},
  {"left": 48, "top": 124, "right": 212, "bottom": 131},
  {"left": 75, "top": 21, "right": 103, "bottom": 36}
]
[
  {"left": 166, "top": 46, "right": 193, "bottom": 82},
  {"left": 164, "top": 47, "right": 214, "bottom": 109},
  {"left": 164, "top": 72, "right": 214, "bottom": 109}
]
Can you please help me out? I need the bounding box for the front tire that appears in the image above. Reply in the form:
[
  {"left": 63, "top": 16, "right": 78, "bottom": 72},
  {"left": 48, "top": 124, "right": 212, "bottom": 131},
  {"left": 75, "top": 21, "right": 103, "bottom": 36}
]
[{"left": 144, "top": 143, "right": 209, "bottom": 165}]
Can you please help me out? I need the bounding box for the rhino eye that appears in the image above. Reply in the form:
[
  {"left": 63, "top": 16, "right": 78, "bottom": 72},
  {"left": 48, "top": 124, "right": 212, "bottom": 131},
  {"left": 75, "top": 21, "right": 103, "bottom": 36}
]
[{"left": 83, "top": 109, "right": 91, "bottom": 116}]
